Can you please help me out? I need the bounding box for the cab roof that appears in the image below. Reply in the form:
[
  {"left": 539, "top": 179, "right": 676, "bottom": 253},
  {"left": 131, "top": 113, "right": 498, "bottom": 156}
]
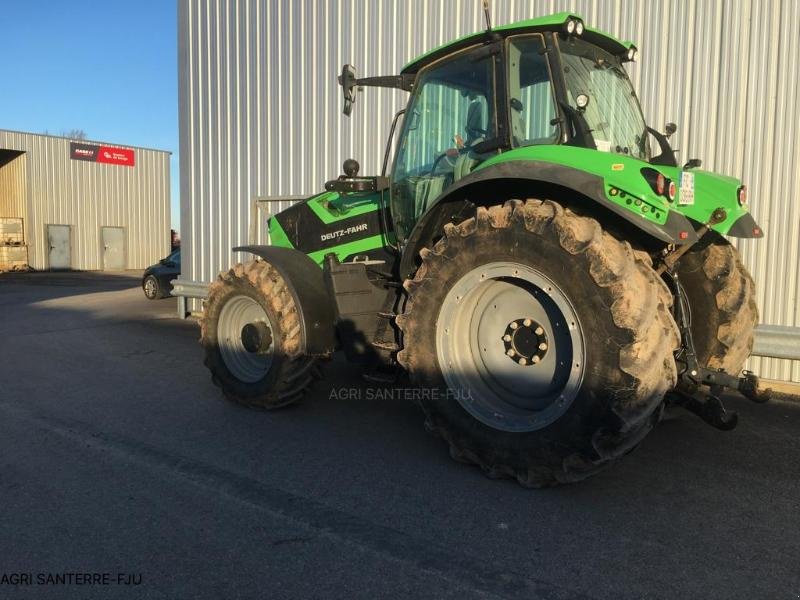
[{"left": 401, "top": 12, "right": 634, "bottom": 75}]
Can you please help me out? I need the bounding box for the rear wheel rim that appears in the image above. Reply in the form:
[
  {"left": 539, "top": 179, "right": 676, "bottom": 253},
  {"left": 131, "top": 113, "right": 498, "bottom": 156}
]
[
  {"left": 436, "top": 262, "right": 585, "bottom": 432},
  {"left": 218, "top": 295, "right": 275, "bottom": 383}
]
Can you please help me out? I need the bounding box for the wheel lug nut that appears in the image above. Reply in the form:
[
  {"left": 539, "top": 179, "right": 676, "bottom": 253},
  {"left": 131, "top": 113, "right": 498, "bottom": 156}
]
[
  {"left": 539, "top": 342, "right": 548, "bottom": 351},
  {"left": 523, "top": 318, "right": 532, "bottom": 327},
  {"left": 531, "top": 356, "right": 541, "bottom": 364},
  {"left": 518, "top": 358, "right": 528, "bottom": 365},
  {"left": 503, "top": 334, "right": 511, "bottom": 342},
  {"left": 510, "top": 322, "right": 518, "bottom": 330},
  {"left": 535, "top": 326, "right": 544, "bottom": 335},
  {"left": 506, "top": 349, "right": 516, "bottom": 357}
]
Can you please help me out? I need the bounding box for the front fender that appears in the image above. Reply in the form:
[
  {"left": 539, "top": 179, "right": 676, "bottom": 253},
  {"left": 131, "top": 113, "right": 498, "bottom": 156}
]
[{"left": 233, "top": 245, "right": 336, "bottom": 355}]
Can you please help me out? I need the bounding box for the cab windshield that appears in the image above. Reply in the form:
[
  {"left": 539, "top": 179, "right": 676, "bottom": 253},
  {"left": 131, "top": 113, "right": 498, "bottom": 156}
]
[{"left": 559, "top": 37, "right": 650, "bottom": 160}]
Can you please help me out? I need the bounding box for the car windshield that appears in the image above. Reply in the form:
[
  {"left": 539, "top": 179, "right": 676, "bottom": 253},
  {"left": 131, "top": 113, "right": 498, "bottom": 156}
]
[{"left": 559, "top": 37, "right": 650, "bottom": 160}]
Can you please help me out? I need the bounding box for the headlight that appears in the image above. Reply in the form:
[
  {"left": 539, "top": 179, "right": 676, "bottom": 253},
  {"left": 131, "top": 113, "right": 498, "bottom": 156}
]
[
  {"left": 566, "top": 19, "right": 576, "bottom": 34},
  {"left": 575, "top": 21, "right": 585, "bottom": 35},
  {"left": 626, "top": 46, "right": 638, "bottom": 62},
  {"left": 738, "top": 185, "right": 748, "bottom": 206}
]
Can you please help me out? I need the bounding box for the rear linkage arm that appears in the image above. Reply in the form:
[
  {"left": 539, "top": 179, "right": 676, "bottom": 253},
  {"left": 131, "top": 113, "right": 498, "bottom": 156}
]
[{"left": 657, "top": 208, "right": 771, "bottom": 431}]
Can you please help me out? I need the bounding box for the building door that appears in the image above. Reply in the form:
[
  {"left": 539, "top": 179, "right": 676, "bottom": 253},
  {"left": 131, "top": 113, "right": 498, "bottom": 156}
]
[
  {"left": 47, "top": 225, "right": 71, "bottom": 270},
  {"left": 101, "top": 226, "right": 125, "bottom": 270}
]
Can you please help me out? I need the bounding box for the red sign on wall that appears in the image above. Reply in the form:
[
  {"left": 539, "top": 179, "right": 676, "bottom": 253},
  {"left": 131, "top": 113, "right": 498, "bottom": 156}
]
[
  {"left": 97, "top": 146, "right": 135, "bottom": 166},
  {"left": 70, "top": 142, "right": 135, "bottom": 167}
]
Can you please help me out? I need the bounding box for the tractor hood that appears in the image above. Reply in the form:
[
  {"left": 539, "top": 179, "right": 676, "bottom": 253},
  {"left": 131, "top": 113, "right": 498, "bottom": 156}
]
[{"left": 477, "top": 145, "right": 763, "bottom": 240}]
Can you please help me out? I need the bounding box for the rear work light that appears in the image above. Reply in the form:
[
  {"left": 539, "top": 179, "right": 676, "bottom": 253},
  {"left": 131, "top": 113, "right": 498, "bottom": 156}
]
[{"left": 563, "top": 17, "right": 584, "bottom": 36}]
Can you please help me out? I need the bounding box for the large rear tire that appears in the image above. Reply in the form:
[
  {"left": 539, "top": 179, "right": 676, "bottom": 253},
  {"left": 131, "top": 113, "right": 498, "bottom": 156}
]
[
  {"left": 200, "top": 260, "right": 319, "bottom": 409},
  {"left": 396, "top": 199, "right": 680, "bottom": 487},
  {"left": 674, "top": 232, "right": 758, "bottom": 374}
]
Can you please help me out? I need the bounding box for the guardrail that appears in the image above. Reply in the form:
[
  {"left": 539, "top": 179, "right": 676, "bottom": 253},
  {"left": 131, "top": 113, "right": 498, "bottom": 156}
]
[
  {"left": 751, "top": 325, "right": 800, "bottom": 360},
  {"left": 171, "top": 278, "right": 209, "bottom": 318}
]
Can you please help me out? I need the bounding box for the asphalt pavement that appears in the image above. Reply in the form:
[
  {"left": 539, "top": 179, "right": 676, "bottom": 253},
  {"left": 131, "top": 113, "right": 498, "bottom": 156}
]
[{"left": 1, "top": 271, "right": 799, "bottom": 600}]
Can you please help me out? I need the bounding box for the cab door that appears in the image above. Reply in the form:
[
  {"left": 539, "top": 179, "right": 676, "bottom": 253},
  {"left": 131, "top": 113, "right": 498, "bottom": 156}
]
[{"left": 389, "top": 47, "right": 499, "bottom": 242}]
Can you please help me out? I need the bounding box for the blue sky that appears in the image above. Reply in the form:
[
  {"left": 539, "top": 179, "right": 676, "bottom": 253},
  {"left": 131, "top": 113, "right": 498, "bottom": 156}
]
[{"left": 0, "top": 0, "right": 180, "bottom": 230}]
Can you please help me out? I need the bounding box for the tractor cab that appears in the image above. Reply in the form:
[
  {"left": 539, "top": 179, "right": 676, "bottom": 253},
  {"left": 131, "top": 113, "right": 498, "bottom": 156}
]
[{"left": 338, "top": 13, "right": 656, "bottom": 241}]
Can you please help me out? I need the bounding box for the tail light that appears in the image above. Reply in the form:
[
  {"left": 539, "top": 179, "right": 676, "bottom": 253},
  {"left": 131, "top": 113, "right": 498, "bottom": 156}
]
[
  {"left": 737, "top": 185, "right": 748, "bottom": 206},
  {"left": 641, "top": 167, "right": 674, "bottom": 201},
  {"left": 655, "top": 173, "right": 666, "bottom": 195}
]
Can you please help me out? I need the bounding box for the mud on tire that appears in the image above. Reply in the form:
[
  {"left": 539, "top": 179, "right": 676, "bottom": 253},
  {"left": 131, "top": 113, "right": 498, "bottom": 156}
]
[
  {"left": 201, "top": 259, "right": 320, "bottom": 409},
  {"left": 396, "top": 199, "right": 681, "bottom": 487},
  {"left": 674, "top": 232, "right": 758, "bottom": 375}
]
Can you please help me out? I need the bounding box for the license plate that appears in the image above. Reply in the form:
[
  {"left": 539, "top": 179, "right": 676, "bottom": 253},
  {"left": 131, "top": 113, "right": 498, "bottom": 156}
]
[{"left": 679, "top": 171, "right": 695, "bottom": 205}]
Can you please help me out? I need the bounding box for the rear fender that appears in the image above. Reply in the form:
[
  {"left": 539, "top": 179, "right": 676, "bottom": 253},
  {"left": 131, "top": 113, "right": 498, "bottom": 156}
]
[
  {"left": 233, "top": 245, "right": 336, "bottom": 355},
  {"left": 399, "top": 161, "right": 698, "bottom": 278}
]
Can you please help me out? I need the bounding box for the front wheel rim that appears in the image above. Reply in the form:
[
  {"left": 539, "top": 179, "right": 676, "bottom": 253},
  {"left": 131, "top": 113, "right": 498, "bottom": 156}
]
[
  {"left": 436, "top": 262, "right": 585, "bottom": 433},
  {"left": 217, "top": 294, "right": 275, "bottom": 383},
  {"left": 144, "top": 277, "right": 157, "bottom": 298}
]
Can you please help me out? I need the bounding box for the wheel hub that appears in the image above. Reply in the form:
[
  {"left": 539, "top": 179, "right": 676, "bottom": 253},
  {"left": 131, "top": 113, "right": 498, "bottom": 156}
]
[
  {"left": 241, "top": 322, "right": 272, "bottom": 354},
  {"left": 436, "top": 262, "right": 585, "bottom": 433},
  {"left": 503, "top": 318, "right": 548, "bottom": 365},
  {"left": 217, "top": 295, "right": 275, "bottom": 383}
]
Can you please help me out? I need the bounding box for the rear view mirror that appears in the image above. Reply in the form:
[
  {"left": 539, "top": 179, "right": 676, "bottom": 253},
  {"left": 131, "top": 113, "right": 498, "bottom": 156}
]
[{"left": 339, "top": 64, "right": 357, "bottom": 116}]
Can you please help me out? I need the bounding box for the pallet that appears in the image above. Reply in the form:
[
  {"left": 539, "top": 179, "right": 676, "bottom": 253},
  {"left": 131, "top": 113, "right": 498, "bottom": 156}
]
[
  {"left": 0, "top": 244, "right": 29, "bottom": 272},
  {"left": 0, "top": 218, "right": 24, "bottom": 245}
]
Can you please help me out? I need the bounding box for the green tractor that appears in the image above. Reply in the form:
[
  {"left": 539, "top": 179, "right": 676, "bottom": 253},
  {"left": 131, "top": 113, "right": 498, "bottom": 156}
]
[{"left": 200, "top": 11, "right": 770, "bottom": 486}]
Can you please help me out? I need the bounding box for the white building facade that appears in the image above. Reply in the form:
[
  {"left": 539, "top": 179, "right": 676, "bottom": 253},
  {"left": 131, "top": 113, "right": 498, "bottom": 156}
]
[
  {"left": 0, "top": 129, "right": 170, "bottom": 271},
  {"left": 178, "top": 0, "right": 799, "bottom": 383}
]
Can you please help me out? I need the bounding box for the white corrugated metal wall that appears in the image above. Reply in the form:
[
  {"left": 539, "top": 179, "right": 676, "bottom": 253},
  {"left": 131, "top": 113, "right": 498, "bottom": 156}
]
[
  {"left": 0, "top": 130, "right": 171, "bottom": 270},
  {"left": 178, "top": 0, "right": 800, "bottom": 382},
  {"left": 0, "top": 152, "right": 27, "bottom": 221}
]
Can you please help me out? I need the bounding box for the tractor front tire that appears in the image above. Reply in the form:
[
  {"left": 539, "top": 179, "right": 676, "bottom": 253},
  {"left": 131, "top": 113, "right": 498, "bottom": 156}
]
[
  {"left": 396, "top": 199, "right": 680, "bottom": 487},
  {"left": 674, "top": 232, "right": 758, "bottom": 374},
  {"left": 201, "top": 259, "right": 319, "bottom": 409}
]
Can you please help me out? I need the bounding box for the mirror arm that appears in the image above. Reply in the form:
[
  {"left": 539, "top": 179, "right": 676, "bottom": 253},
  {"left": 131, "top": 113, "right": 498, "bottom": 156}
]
[
  {"left": 354, "top": 75, "right": 415, "bottom": 92},
  {"left": 559, "top": 102, "right": 597, "bottom": 150},
  {"left": 646, "top": 126, "right": 678, "bottom": 167}
]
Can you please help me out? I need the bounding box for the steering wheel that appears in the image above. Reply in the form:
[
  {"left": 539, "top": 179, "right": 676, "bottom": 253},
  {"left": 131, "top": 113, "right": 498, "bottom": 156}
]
[{"left": 430, "top": 148, "right": 464, "bottom": 175}]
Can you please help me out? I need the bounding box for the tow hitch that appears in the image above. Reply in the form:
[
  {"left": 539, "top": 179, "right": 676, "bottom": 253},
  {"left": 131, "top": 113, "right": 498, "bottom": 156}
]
[{"left": 660, "top": 209, "right": 772, "bottom": 430}]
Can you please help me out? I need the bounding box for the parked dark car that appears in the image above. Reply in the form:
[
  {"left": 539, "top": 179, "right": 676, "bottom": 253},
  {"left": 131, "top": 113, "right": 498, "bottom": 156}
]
[{"left": 142, "top": 248, "right": 180, "bottom": 300}]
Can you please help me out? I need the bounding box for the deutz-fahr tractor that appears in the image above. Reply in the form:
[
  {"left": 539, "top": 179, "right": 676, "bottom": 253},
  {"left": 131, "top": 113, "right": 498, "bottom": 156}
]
[{"left": 200, "top": 10, "right": 770, "bottom": 486}]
